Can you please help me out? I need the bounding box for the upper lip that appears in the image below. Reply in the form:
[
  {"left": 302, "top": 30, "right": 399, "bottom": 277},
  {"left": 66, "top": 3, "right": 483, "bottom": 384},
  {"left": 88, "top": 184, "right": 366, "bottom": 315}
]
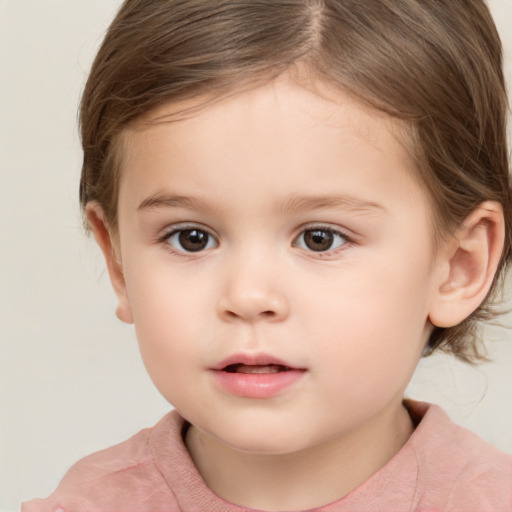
[{"left": 211, "top": 353, "right": 305, "bottom": 371}]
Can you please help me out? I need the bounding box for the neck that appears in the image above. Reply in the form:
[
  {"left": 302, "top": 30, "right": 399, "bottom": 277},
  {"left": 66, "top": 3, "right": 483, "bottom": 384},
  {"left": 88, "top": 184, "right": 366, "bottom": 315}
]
[{"left": 185, "top": 401, "right": 414, "bottom": 511}]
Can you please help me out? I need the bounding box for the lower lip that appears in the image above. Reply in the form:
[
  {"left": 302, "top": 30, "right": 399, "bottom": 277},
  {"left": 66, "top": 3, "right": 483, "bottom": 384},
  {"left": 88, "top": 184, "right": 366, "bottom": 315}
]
[{"left": 210, "top": 369, "right": 306, "bottom": 398}]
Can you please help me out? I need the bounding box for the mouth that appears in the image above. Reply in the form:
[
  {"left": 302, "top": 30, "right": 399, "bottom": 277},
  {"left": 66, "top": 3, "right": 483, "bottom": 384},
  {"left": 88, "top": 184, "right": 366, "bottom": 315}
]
[
  {"left": 212, "top": 353, "right": 304, "bottom": 373},
  {"left": 210, "top": 354, "right": 306, "bottom": 398},
  {"left": 222, "top": 363, "right": 294, "bottom": 374}
]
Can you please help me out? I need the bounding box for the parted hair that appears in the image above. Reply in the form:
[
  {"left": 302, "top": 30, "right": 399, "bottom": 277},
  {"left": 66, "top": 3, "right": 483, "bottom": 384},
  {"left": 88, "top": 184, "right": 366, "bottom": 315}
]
[{"left": 79, "top": 0, "right": 512, "bottom": 363}]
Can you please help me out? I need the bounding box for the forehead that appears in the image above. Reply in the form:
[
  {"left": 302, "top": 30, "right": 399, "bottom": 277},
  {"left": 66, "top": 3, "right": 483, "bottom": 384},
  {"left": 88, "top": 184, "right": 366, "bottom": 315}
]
[
  {"left": 117, "top": 73, "right": 427, "bottom": 222},
  {"left": 131, "top": 74, "right": 406, "bottom": 153}
]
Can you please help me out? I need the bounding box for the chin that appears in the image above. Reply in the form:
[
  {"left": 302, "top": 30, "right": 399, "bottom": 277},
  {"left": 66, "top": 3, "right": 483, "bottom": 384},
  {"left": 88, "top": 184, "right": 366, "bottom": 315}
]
[{"left": 207, "top": 420, "right": 318, "bottom": 456}]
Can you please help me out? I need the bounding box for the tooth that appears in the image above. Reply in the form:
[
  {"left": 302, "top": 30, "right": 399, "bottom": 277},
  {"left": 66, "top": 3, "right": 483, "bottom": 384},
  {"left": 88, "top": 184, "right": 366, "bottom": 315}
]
[{"left": 236, "top": 364, "right": 283, "bottom": 374}]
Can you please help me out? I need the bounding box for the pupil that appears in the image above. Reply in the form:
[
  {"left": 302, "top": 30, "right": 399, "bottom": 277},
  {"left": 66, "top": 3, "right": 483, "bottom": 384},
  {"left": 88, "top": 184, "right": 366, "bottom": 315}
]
[
  {"left": 179, "top": 229, "right": 208, "bottom": 252},
  {"left": 304, "top": 229, "right": 333, "bottom": 251}
]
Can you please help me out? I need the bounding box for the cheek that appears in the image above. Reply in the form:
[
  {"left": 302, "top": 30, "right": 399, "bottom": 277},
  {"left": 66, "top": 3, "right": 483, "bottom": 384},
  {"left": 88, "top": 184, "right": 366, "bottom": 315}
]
[
  {"left": 311, "top": 252, "right": 433, "bottom": 387},
  {"left": 122, "top": 260, "right": 212, "bottom": 382}
]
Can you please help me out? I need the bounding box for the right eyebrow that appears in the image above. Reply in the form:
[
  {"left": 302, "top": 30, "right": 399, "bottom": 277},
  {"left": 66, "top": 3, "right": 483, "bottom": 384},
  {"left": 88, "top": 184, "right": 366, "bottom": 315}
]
[{"left": 137, "top": 193, "right": 215, "bottom": 212}]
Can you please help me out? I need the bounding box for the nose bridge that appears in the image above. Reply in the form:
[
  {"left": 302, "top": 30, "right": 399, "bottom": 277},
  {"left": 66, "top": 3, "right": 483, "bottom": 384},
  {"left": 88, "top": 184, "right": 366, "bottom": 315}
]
[{"left": 217, "top": 244, "right": 289, "bottom": 322}]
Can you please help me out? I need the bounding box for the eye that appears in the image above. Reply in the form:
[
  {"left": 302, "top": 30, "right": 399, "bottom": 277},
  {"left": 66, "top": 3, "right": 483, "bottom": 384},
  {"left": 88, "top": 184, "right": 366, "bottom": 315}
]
[
  {"left": 166, "top": 227, "right": 218, "bottom": 253},
  {"left": 294, "top": 227, "right": 348, "bottom": 253}
]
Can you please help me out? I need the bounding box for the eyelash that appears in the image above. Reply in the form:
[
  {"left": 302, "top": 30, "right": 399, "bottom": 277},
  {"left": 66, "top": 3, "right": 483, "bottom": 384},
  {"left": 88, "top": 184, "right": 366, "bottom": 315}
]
[{"left": 157, "top": 223, "right": 353, "bottom": 257}]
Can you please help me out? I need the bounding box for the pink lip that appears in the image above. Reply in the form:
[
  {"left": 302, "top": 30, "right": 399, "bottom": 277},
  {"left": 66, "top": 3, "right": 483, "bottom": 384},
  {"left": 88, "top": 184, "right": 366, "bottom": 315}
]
[{"left": 210, "top": 353, "right": 307, "bottom": 399}]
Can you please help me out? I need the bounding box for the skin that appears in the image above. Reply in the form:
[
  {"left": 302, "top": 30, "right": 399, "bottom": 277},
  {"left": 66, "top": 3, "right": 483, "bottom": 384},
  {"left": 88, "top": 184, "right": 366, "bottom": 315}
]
[{"left": 88, "top": 72, "right": 504, "bottom": 511}]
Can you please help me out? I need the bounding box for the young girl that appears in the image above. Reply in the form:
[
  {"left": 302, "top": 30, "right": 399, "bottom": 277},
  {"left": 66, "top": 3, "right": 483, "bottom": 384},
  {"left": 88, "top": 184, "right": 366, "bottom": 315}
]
[{"left": 23, "top": 1, "right": 512, "bottom": 510}]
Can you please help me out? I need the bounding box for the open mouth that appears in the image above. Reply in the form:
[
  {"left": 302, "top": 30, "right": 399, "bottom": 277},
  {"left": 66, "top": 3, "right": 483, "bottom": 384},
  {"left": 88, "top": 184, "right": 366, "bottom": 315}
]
[
  {"left": 213, "top": 353, "right": 303, "bottom": 372},
  {"left": 211, "top": 358, "right": 306, "bottom": 398},
  {"left": 223, "top": 364, "right": 293, "bottom": 374}
]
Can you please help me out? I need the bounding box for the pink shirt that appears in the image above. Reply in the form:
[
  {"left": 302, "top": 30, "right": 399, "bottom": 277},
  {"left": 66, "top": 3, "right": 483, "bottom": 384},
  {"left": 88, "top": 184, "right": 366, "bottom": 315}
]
[{"left": 22, "top": 401, "right": 512, "bottom": 511}]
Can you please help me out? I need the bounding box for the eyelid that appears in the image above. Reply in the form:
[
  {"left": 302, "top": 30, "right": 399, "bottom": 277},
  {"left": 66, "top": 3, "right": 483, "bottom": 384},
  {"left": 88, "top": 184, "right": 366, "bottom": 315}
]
[
  {"left": 295, "top": 222, "right": 355, "bottom": 240},
  {"left": 158, "top": 221, "right": 217, "bottom": 238}
]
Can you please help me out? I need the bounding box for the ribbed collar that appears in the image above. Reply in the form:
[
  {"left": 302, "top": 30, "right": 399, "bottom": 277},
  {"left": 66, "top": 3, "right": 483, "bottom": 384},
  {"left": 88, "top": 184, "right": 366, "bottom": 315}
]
[{"left": 149, "top": 401, "right": 444, "bottom": 511}]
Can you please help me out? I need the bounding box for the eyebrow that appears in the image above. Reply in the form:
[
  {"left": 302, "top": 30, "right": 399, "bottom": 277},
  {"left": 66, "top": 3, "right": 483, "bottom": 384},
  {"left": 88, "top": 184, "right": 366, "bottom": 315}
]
[
  {"left": 138, "top": 193, "right": 212, "bottom": 212},
  {"left": 277, "top": 195, "right": 386, "bottom": 215},
  {"left": 137, "top": 192, "right": 386, "bottom": 215}
]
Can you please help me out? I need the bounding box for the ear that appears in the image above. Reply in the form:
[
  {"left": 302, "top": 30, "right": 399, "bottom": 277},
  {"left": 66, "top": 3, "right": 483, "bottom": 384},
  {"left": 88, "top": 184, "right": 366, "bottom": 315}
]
[
  {"left": 86, "top": 202, "right": 134, "bottom": 324},
  {"left": 428, "top": 201, "right": 505, "bottom": 328}
]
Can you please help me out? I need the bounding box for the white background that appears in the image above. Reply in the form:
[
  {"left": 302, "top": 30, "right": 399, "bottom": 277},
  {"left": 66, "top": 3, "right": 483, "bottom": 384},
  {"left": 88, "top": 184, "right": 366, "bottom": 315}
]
[{"left": 1, "top": 1, "right": 511, "bottom": 510}]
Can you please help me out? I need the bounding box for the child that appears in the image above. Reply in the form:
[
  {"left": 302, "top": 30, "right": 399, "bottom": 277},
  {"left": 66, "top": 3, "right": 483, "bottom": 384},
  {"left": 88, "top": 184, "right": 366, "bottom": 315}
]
[{"left": 23, "top": 0, "right": 512, "bottom": 510}]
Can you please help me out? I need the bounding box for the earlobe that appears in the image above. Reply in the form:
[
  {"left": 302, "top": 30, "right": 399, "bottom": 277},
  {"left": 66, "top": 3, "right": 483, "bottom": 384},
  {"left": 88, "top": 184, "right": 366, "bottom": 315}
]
[
  {"left": 428, "top": 201, "right": 505, "bottom": 328},
  {"left": 86, "top": 202, "right": 134, "bottom": 324}
]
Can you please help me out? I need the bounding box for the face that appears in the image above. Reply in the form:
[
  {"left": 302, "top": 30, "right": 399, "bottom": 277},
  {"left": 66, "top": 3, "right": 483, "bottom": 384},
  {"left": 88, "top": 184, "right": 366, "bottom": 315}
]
[{"left": 110, "top": 74, "right": 442, "bottom": 454}]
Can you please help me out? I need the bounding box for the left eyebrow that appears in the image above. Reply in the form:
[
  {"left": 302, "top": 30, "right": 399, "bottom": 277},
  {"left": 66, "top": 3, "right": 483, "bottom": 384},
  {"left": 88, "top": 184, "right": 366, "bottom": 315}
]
[{"left": 277, "top": 194, "right": 387, "bottom": 216}]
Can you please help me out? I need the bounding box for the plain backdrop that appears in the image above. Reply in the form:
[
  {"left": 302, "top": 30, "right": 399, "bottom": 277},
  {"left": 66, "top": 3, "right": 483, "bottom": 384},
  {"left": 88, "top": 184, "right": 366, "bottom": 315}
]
[{"left": 1, "top": 1, "right": 511, "bottom": 510}]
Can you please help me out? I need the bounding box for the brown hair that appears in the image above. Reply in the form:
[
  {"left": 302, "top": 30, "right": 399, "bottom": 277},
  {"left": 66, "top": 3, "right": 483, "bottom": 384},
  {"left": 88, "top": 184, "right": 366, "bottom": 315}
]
[{"left": 79, "top": 0, "right": 512, "bottom": 363}]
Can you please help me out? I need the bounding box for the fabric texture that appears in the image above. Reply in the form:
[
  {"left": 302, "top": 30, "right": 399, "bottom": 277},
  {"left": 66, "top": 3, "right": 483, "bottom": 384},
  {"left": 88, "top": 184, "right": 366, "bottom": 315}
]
[{"left": 22, "top": 401, "right": 512, "bottom": 512}]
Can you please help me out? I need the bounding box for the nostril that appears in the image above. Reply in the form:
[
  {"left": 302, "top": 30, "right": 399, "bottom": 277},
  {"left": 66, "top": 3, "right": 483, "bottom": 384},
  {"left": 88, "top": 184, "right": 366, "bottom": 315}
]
[{"left": 218, "top": 292, "right": 289, "bottom": 322}]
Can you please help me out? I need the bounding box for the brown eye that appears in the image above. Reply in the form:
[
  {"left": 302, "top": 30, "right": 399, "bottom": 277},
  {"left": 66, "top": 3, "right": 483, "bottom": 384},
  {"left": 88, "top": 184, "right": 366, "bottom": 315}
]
[
  {"left": 167, "top": 228, "right": 217, "bottom": 253},
  {"left": 295, "top": 228, "right": 348, "bottom": 253},
  {"left": 304, "top": 229, "right": 334, "bottom": 251}
]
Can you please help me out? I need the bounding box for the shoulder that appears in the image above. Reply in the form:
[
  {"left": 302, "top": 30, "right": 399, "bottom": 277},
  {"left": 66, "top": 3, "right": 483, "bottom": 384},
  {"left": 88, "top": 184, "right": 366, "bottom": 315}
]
[
  {"left": 407, "top": 401, "right": 512, "bottom": 511},
  {"left": 21, "top": 411, "right": 183, "bottom": 512},
  {"left": 441, "top": 429, "right": 512, "bottom": 511}
]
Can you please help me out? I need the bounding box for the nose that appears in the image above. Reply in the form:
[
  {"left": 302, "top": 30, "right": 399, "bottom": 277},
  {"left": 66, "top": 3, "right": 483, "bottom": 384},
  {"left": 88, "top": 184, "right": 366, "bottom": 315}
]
[{"left": 216, "top": 257, "right": 290, "bottom": 323}]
